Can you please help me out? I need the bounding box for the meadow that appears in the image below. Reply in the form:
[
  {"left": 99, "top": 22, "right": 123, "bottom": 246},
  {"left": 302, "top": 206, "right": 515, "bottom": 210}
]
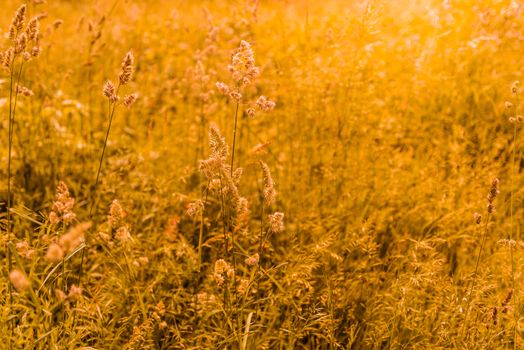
[{"left": 0, "top": 0, "right": 523, "bottom": 348}]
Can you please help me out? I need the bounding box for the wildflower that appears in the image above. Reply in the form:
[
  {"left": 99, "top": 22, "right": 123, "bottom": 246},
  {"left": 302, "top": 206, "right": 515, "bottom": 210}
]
[
  {"left": 123, "top": 93, "right": 138, "bottom": 107},
  {"left": 55, "top": 289, "right": 66, "bottom": 301},
  {"left": 16, "top": 241, "right": 35, "bottom": 260},
  {"left": 502, "top": 289, "right": 513, "bottom": 314},
  {"left": 208, "top": 178, "right": 222, "bottom": 192},
  {"left": 68, "top": 284, "right": 82, "bottom": 300},
  {"left": 26, "top": 17, "right": 39, "bottom": 41},
  {"left": 17, "top": 86, "right": 33, "bottom": 97},
  {"left": 115, "top": 226, "right": 132, "bottom": 242},
  {"left": 50, "top": 181, "right": 76, "bottom": 225},
  {"left": 487, "top": 177, "right": 499, "bottom": 214},
  {"left": 216, "top": 81, "right": 230, "bottom": 95},
  {"left": 237, "top": 278, "right": 249, "bottom": 293},
  {"left": 256, "top": 95, "right": 276, "bottom": 112},
  {"left": 59, "top": 222, "right": 91, "bottom": 253},
  {"left": 186, "top": 200, "right": 203, "bottom": 217},
  {"left": 103, "top": 80, "right": 118, "bottom": 103},
  {"left": 119, "top": 51, "right": 134, "bottom": 85},
  {"left": 46, "top": 243, "right": 64, "bottom": 262},
  {"left": 31, "top": 45, "right": 41, "bottom": 58},
  {"left": 245, "top": 253, "right": 259, "bottom": 266},
  {"left": 268, "top": 212, "right": 284, "bottom": 233},
  {"left": 213, "top": 259, "right": 234, "bottom": 286},
  {"left": 9, "top": 269, "right": 30, "bottom": 292},
  {"left": 11, "top": 5, "right": 26, "bottom": 35},
  {"left": 14, "top": 33, "right": 27, "bottom": 54},
  {"left": 228, "top": 40, "right": 260, "bottom": 86},
  {"left": 199, "top": 157, "right": 223, "bottom": 179},
  {"left": 511, "top": 81, "right": 519, "bottom": 95},
  {"left": 474, "top": 212, "right": 482, "bottom": 225},
  {"left": 246, "top": 107, "right": 256, "bottom": 118},
  {"left": 235, "top": 196, "right": 250, "bottom": 228},
  {"left": 208, "top": 123, "right": 229, "bottom": 160},
  {"left": 492, "top": 306, "right": 498, "bottom": 326},
  {"left": 2, "top": 48, "right": 13, "bottom": 68},
  {"left": 232, "top": 167, "right": 243, "bottom": 185},
  {"left": 108, "top": 199, "right": 125, "bottom": 229},
  {"left": 229, "top": 90, "right": 242, "bottom": 102},
  {"left": 260, "top": 160, "right": 276, "bottom": 205}
]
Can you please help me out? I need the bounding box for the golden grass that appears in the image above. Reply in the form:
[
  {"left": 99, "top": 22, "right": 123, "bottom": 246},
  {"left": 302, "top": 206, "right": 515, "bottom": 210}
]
[{"left": 1, "top": 0, "right": 524, "bottom": 348}]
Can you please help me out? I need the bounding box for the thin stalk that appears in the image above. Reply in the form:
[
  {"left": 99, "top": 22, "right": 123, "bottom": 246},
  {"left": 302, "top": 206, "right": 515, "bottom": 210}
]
[
  {"left": 230, "top": 100, "right": 240, "bottom": 175},
  {"left": 255, "top": 198, "right": 265, "bottom": 316},
  {"left": 228, "top": 98, "right": 240, "bottom": 296},
  {"left": 461, "top": 212, "right": 491, "bottom": 339},
  {"left": 5, "top": 54, "right": 15, "bottom": 350},
  {"left": 92, "top": 87, "right": 120, "bottom": 212},
  {"left": 79, "top": 86, "right": 120, "bottom": 285},
  {"left": 510, "top": 123, "right": 517, "bottom": 290},
  {"left": 198, "top": 180, "right": 211, "bottom": 270},
  {"left": 473, "top": 214, "right": 491, "bottom": 285},
  {"left": 6, "top": 57, "right": 23, "bottom": 346},
  {"left": 510, "top": 122, "right": 518, "bottom": 350},
  {"left": 219, "top": 176, "right": 228, "bottom": 257}
]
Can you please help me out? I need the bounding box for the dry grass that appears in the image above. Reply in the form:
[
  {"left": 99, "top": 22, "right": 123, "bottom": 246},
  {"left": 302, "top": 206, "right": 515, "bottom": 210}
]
[{"left": 0, "top": 0, "right": 524, "bottom": 349}]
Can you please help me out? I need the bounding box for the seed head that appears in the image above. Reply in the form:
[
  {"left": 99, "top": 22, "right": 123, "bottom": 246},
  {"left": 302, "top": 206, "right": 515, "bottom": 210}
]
[
  {"left": 216, "top": 81, "right": 230, "bottom": 95},
  {"left": 119, "top": 51, "right": 134, "bottom": 85},
  {"left": 31, "top": 45, "right": 41, "bottom": 58},
  {"left": 487, "top": 177, "right": 499, "bottom": 214},
  {"left": 245, "top": 253, "right": 259, "bottom": 266},
  {"left": 512, "top": 81, "right": 520, "bottom": 95},
  {"left": 59, "top": 222, "right": 91, "bottom": 253},
  {"left": 50, "top": 181, "right": 76, "bottom": 225},
  {"left": 26, "top": 17, "right": 39, "bottom": 41},
  {"left": 11, "top": 5, "right": 27, "bottom": 34},
  {"left": 474, "top": 212, "right": 482, "bottom": 225},
  {"left": 9, "top": 269, "right": 30, "bottom": 292},
  {"left": 103, "top": 80, "right": 118, "bottom": 102},
  {"left": 123, "top": 93, "right": 138, "bottom": 108},
  {"left": 108, "top": 199, "right": 126, "bottom": 229},
  {"left": 208, "top": 123, "right": 229, "bottom": 161},
  {"left": 213, "top": 259, "right": 234, "bottom": 286},
  {"left": 46, "top": 243, "right": 64, "bottom": 262},
  {"left": 268, "top": 212, "right": 284, "bottom": 233},
  {"left": 256, "top": 95, "right": 276, "bottom": 112},
  {"left": 260, "top": 160, "right": 276, "bottom": 205}
]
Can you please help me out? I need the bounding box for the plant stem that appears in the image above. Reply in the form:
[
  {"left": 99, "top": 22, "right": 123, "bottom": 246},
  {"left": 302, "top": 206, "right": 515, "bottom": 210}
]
[
  {"left": 198, "top": 180, "right": 210, "bottom": 270},
  {"left": 80, "top": 86, "right": 120, "bottom": 285},
  {"left": 510, "top": 122, "right": 518, "bottom": 349},
  {"left": 92, "top": 90, "right": 120, "bottom": 213},
  {"left": 462, "top": 212, "right": 491, "bottom": 339},
  {"left": 230, "top": 101, "right": 240, "bottom": 175},
  {"left": 5, "top": 55, "right": 15, "bottom": 350},
  {"left": 6, "top": 57, "right": 23, "bottom": 346}
]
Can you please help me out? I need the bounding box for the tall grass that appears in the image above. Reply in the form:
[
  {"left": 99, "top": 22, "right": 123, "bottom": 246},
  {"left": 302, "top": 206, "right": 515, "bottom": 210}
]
[{"left": 1, "top": 0, "right": 524, "bottom": 348}]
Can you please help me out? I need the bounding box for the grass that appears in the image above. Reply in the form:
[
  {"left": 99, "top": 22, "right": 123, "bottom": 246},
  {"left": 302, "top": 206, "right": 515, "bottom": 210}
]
[{"left": 1, "top": 0, "right": 524, "bottom": 348}]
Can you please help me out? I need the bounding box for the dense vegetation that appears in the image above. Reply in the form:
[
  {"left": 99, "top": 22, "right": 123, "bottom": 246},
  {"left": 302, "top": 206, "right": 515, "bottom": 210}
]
[{"left": 1, "top": 0, "right": 523, "bottom": 348}]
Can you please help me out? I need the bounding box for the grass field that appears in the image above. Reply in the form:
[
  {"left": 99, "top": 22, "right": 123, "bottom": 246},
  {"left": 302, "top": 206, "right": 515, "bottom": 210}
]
[{"left": 1, "top": 0, "right": 524, "bottom": 348}]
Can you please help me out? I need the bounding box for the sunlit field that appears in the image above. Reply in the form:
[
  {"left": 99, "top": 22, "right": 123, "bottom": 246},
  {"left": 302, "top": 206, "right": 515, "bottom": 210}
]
[{"left": 1, "top": 0, "right": 524, "bottom": 348}]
